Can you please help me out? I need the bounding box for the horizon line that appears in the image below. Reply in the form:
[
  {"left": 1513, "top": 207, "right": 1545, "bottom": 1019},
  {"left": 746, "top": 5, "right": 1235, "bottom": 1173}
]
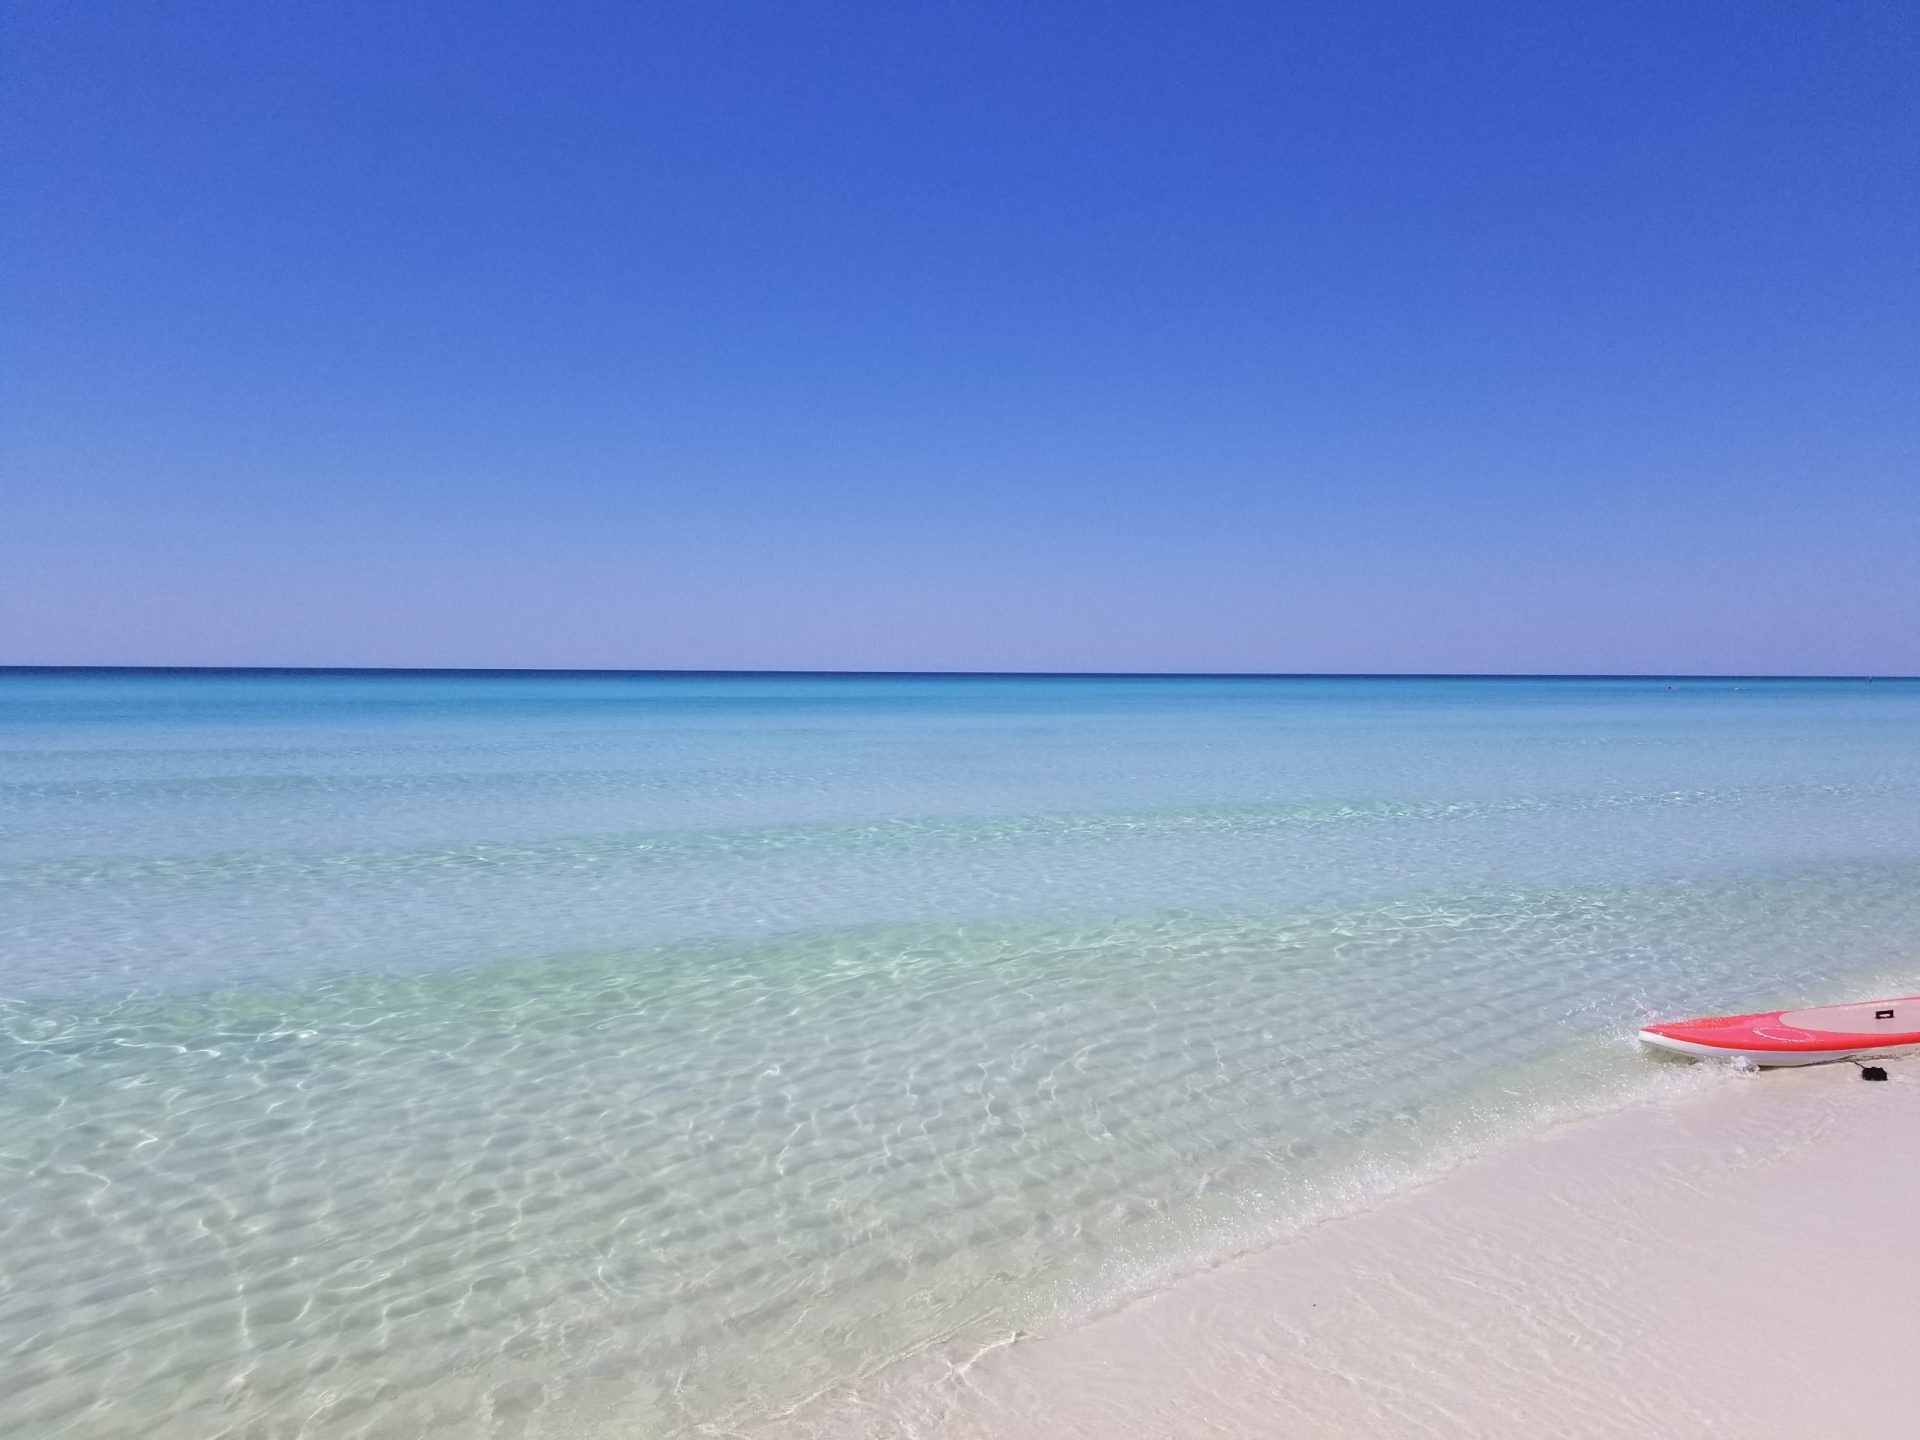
[{"left": 4, "top": 665, "right": 1916, "bottom": 682}]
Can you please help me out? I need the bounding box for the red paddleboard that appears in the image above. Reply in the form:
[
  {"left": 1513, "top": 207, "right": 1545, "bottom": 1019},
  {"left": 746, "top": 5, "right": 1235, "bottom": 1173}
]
[{"left": 1640, "top": 996, "right": 1920, "bottom": 1067}]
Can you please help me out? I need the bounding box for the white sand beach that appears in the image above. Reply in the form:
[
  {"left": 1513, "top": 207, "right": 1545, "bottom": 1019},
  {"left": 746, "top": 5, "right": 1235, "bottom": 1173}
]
[{"left": 763, "top": 1059, "right": 1919, "bottom": 1439}]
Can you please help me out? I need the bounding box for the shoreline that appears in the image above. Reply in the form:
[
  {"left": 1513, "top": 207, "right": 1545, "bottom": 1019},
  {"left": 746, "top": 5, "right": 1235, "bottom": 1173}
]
[{"left": 753, "top": 1058, "right": 1919, "bottom": 1439}]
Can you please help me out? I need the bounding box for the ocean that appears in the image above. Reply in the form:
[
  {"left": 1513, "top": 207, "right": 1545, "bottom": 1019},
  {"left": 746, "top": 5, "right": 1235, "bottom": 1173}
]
[{"left": 5, "top": 669, "right": 1919, "bottom": 1438}]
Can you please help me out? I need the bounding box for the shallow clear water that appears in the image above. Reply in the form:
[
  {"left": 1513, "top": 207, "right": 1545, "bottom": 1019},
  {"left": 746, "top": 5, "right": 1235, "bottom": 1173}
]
[{"left": 4, "top": 671, "right": 1919, "bottom": 1438}]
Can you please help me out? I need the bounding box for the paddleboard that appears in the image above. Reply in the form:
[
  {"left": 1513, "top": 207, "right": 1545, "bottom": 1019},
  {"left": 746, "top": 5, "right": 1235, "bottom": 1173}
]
[{"left": 1639, "top": 996, "right": 1920, "bottom": 1067}]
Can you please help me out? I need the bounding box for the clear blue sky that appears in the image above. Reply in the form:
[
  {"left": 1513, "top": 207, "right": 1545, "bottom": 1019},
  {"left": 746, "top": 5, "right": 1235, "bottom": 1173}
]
[{"left": 4, "top": 1, "right": 1915, "bottom": 673}]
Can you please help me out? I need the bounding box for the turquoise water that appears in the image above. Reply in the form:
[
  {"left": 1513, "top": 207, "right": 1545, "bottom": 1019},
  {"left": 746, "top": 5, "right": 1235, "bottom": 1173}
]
[{"left": 5, "top": 671, "right": 1920, "bottom": 1438}]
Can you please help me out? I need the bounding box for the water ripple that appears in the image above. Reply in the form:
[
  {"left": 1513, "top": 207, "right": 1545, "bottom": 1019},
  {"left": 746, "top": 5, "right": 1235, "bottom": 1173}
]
[{"left": 4, "top": 869, "right": 1919, "bottom": 1439}]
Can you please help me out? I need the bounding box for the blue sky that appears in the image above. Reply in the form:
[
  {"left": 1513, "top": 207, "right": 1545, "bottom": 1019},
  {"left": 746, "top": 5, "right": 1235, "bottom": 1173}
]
[{"left": 4, "top": 1, "right": 1915, "bottom": 672}]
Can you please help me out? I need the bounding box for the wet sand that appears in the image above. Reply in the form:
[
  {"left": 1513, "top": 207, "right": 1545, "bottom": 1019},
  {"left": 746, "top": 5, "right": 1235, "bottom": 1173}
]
[{"left": 759, "top": 1059, "right": 1919, "bottom": 1438}]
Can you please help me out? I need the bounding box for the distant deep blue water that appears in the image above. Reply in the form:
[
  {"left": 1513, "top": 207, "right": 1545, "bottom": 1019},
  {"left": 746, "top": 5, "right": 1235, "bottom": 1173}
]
[{"left": 5, "top": 671, "right": 1920, "bottom": 1437}]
